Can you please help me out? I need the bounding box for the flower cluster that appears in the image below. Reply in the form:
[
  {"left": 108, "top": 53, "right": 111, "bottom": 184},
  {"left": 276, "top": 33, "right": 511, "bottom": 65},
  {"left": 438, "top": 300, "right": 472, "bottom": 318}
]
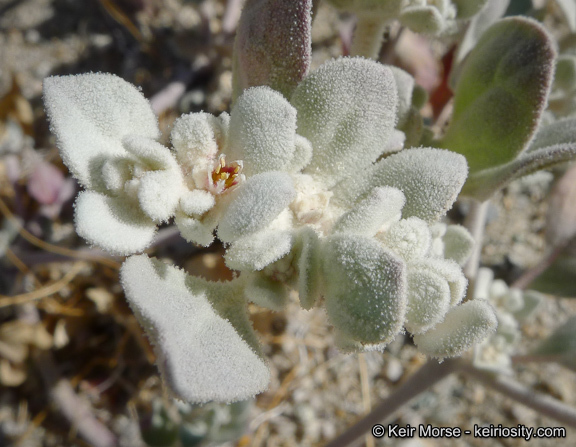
[{"left": 44, "top": 57, "right": 497, "bottom": 403}]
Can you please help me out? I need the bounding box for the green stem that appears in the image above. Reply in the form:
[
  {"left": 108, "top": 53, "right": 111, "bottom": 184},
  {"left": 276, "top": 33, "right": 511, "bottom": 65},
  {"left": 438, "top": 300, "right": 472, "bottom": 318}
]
[{"left": 350, "top": 16, "right": 387, "bottom": 59}]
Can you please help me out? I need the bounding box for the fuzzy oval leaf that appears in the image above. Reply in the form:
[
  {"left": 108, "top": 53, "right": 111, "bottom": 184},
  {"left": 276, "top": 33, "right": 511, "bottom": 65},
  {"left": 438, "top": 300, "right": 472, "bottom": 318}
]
[
  {"left": 121, "top": 255, "right": 270, "bottom": 403},
  {"left": 335, "top": 148, "right": 468, "bottom": 223},
  {"left": 291, "top": 57, "right": 398, "bottom": 187},
  {"left": 411, "top": 258, "right": 467, "bottom": 306},
  {"left": 225, "top": 230, "right": 293, "bottom": 271},
  {"left": 174, "top": 213, "right": 216, "bottom": 247},
  {"left": 389, "top": 67, "right": 415, "bottom": 129},
  {"left": 323, "top": 234, "right": 406, "bottom": 345},
  {"left": 228, "top": 87, "right": 298, "bottom": 176},
  {"left": 217, "top": 172, "right": 295, "bottom": 243},
  {"left": 438, "top": 17, "right": 556, "bottom": 173},
  {"left": 171, "top": 112, "right": 226, "bottom": 164},
  {"left": 405, "top": 268, "right": 451, "bottom": 335},
  {"left": 333, "top": 187, "right": 405, "bottom": 236},
  {"left": 232, "top": 0, "right": 311, "bottom": 100},
  {"left": 179, "top": 189, "right": 216, "bottom": 217},
  {"left": 138, "top": 170, "right": 184, "bottom": 222},
  {"left": 379, "top": 217, "right": 431, "bottom": 261},
  {"left": 443, "top": 225, "right": 475, "bottom": 266},
  {"left": 43, "top": 74, "right": 159, "bottom": 189},
  {"left": 414, "top": 300, "right": 497, "bottom": 358},
  {"left": 74, "top": 191, "right": 156, "bottom": 255}
]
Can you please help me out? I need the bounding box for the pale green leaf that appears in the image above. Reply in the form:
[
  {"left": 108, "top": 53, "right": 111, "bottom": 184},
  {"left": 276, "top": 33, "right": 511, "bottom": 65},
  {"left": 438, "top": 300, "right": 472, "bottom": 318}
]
[
  {"left": 405, "top": 268, "right": 451, "bottom": 335},
  {"left": 438, "top": 17, "right": 556, "bottom": 173},
  {"left": 291, "top": 57, "right": 398, "bottom": 187},
  {"left": 414, "top": 300, "right": 497, "bottom": 358},
  {"left": 43, "top": 74, "right": 159, "bottom": 190},
  {"left": 225, "top": 230, "right": 293, "bottom": 271},
  {"left": 121, "top": 255, "right": 269, "bottom": 403},
  {"left": 333, "top": 187, "right": 405, "bottom": 237},
  {"left": 323, "top": 234, "right": 406, "bottom": 345},
  {"left": 334, "top": 148, "right": 468, "bottom": 223},
  {"left": 74, "top": 191, "right": 156, "bottom": 255},
  {"left": 217, "top": 172, "right": 295, "bottom": 243},
  {"left": 227, "top": 87, "right": 299, "bottom": 176}
]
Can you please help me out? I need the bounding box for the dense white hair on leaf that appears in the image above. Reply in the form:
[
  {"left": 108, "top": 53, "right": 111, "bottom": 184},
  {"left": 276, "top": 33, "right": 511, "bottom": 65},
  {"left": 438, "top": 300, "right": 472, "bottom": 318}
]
[
  {"left": 74, "top": 191, "right": 157, "bottom": 255},
  {"left": 389, "top": 66, "right": 415, "bottom": 128},
  {"left": 179, "top": 190, "right": 216, "bottom": 217},
  {"left": 378, "top": 216, "right": 431, "bottom": 261},
  {"left": 333, "top": 187, "right": 405, "bottom": 236},
  {"left": 101, "top": 157, "right": 133, "bottom": 193},
  {"left": 323, "top": 234, "right": 406, "bottom": 345},
  {"left": 405, "top": 268, "right": 451, "bottom": 334},
  {"left": 117, "top": 135, "right": 185, "bottom": 222},
  {"left": 137, "top": 170, "right": 184, "bottom": 222},
  {"left": 294, "top": 227, "right": 321, "bottom": 310},
  {"left": 120, "top": 255, "right": 270, "bottom": 403},
  {"left": 174, "top": 212, "right": 216, "bottom": 247},
  {"left": 410, "top": 258, "right": 467, "bottom": 306},
  {"left": 123, "top": 135, "right": 179, "bottom": 171},
  {"left": 43, "top": 74, "right": 159, "bottom": 190},
  {"left": 218, "top": 172, "right": 296, "bottom": 243},
  {"left": 244, "top": 273, "right": 289, "bottom": 311},
  {"left": 335, "top": 148, "right": 468, "bottom": 223},
  {"left": 288, "top": 135, "right": 314, "bottom": 172},
  {"left": 228, "top": 87, "right": 300, "bottom": 176},
  {"left": 225, "top": 230, "right": 293, "bottom": 271},
  {"left": 170, "top": 112, "right": 227, "bottom": 167},
  {"left": 174, "top": 210, "right": 217, "bottom": 247},
  {"left": 442, "top": 225, "right": 474, "bottom": 266},
  {"left": 413, "top": 299, "right": 497, "bottom": 358},
  {"left": 383, "top": 129, "right": 407, "bottom": 153},
  {"left": 291, "top": 57, "right": 398, "bottom": 187}
]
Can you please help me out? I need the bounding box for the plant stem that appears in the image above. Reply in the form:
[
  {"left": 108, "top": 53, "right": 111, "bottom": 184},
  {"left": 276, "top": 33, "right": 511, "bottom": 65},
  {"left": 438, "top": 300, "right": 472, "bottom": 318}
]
[
  {"left": 350, "top": 16, "right": 387, "bottom": 59},
  {"left": 463, "top": 199, "right": 489, "bottom": 299},
  {"left": 324, "top": 359, "right": 459, "bottom": 447},
  {"left": 459, "top": 362, "right": 576, "bottom": 428}
]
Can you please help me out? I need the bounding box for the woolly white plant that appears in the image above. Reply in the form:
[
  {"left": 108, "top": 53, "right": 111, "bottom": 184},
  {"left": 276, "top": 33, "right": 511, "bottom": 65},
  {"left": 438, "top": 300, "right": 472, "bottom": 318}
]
[{"left": 43, "top": 54, "right": 499, "bottom": 403}]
